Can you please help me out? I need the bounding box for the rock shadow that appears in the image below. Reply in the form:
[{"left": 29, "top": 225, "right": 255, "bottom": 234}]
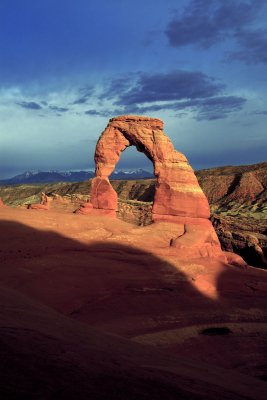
[
  {"left": 1, "top": 218, "right": 267, "bottom": 395},
  {"left": 1, "top": 219, "right": 266, "bottom": 324},
  {"left": 0, "top": 219, "right": 217, "bottom": 333}
]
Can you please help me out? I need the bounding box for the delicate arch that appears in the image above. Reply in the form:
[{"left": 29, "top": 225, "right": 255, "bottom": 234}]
[{"left": 84, "top": 115, "right": 210, "bottom": 224}]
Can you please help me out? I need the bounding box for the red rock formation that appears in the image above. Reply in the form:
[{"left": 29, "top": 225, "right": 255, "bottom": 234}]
[
  {"left": 77, "top": 200, "right": 116, "bottom": 217},
  {"left": 76, "top": 115, "right": 231, "bottom": 261},
  {"left": 83, "top": 115, "right": 210, "bottom": 223},
  {"left": 224, "top": 251, "right": 248, "bottom": 268},
  {"left": 28, "top": 192, "right": 52, "bottom": 210},
  {"left": 0, "top": 197, "right": 6, "bottom": 207},
  {"left": 196, "top": 161, "right": 267, "bottom": 205}
]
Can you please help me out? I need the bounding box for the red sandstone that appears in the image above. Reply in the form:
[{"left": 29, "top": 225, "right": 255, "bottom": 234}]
[
  {"left": 28, "top": 192, "right": 52, "bottom": 210},
  {"left": 0, "top": 197, "right": 6, "bottom": 207},
  {"left": 78, "top": 115, "right": 227, "bottom": 261}
]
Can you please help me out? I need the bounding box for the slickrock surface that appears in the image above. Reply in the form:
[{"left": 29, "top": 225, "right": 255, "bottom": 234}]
[
  {"left": 1, "top": 283, "right": 267, "bottom": 400},
  {"left": 1, "top": 206, "right": 267, "bottom": 398}
]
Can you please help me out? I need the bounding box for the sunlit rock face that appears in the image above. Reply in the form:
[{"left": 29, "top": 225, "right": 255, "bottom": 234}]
[
  {"left": 76, "top": 115, "right": 232, "bottom": 261},
  {"left": 0, "top": 197, "right": 6, "bottom": 207},
  {"left": 88, "top": 115, "right": 211, "bottom": 223},
  {"left": 27, "top": 192, "right": 52, "bottom": 210}
]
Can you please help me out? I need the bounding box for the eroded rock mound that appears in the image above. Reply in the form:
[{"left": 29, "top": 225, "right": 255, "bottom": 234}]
[
  {"left": 28, "top": 192, "right": 52, "bottom": 210},
  {"left": 0, "top": 197, "right": 6, "bottom": 207},
  {"left": 82, "top": 116, "right": 210, "bottom": 223},
  {"left": 77, "top": 115, "right": 232, "bottom": 261}
]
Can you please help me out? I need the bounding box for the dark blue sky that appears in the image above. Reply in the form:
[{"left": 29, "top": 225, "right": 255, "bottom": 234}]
[{"left": 0, "top": 0, "right": 266, "bottom": 177}]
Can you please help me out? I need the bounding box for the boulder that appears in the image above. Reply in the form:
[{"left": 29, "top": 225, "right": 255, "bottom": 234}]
[
  {"left": 0, "top": 197, "right": 6, "bottom": 207},
  {"left": 28, "top": 192, "right": 52, "bottom": 211}
]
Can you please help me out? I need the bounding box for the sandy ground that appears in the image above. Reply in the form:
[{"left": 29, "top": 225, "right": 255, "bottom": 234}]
[{"left": 1, "top": 206, "right": 267, "bottom": 398}]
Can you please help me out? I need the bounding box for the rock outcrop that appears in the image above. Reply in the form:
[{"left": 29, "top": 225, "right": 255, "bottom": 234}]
[
  {"left": 1, "top": 160, "right": 265, "bottom": 267},
  {"left": 28, "top": 192, "right": 52, "bottom": 210},
  {"left": 212, "top": 215, "right": 267, "bottom": 268},
  {"left": 0, "top": 197, "right": 6, "bottom": 207},
  {"left": 82, "top": 116, "right": 210, "bottom": 222},
  {"left": 78, "top": 115, "right": 228, "bottom": 261},
  {"left": 197, "top": 162, "right": 267, "bottom": 268},
  {"left": 196, "top": 161, "right": 267, "bottom": 207}
]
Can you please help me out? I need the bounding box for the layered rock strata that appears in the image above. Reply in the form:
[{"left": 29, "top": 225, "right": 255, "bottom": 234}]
[
  {"left": 78, "top": 115, "right": 228, "bottom": 261},
  {"left": 81, "top": 116, "right": 210, "bottom": 221}
]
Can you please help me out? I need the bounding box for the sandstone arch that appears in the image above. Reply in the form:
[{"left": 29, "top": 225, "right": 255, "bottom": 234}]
[{"left": 83, "top": 115, "right": 210, "bottom": 225}]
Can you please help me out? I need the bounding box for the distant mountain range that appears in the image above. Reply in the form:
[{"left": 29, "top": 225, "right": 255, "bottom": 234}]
[{"left": 0, "top": 169, "right": 154, "bottom": 185}]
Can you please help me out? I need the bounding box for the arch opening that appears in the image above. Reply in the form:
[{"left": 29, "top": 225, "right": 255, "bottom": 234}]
[
  {"left": 112, "top": 145, "right": 155, "bottom": 226},
  {"left": 118, "top": 128, "right": 154, "bottom": 164},
  {"left": 114, "top": 145, "right": 153, "bottom": 177}
]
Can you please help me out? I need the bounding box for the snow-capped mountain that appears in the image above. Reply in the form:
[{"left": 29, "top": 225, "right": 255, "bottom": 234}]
[{"left": 0, "top": 169, "right": 153, "bottom": 185}]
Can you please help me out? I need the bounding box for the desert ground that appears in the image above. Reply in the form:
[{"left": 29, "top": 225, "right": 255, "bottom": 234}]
[{"left": 1, "top": 203, "right": 267, "bottom": 399}]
